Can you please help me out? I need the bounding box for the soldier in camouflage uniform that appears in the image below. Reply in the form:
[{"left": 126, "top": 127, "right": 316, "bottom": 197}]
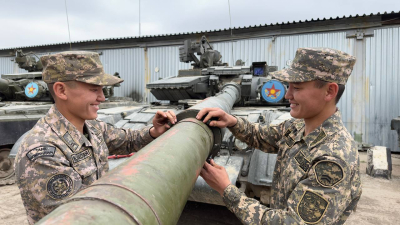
[
  {"left": 197, "top": 48, "right": 362, "bottom": 224},
  {"left": 14, "top": 51, "right": 177, "bottom": 224}
]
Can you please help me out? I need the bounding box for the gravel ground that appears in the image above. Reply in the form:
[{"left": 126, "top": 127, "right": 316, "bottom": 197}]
[{"left": 1, "top": 151, "right": 399, "bottom": 224}]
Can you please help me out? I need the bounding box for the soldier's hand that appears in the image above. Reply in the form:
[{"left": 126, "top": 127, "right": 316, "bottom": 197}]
[
  {"left": 200, "top": 159, "right": 231, "bottom": 196},
  {"left": 150, "top": 110, "right": 177, "bottom": 138},
  {"left": 196, "top": 108, "right": 237, "bottom": 128}
]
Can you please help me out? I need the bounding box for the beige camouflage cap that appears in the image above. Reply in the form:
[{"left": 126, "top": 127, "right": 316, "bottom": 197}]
[
  {"left": 41, "top": 51, "right": 123, "bottom": 86},
  {"left": 271, "top": 48, "right": 356, "bottom": 85}
]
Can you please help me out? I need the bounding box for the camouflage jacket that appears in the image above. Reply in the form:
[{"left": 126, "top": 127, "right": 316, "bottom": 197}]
[
  {"left": 15, "top": 105, "right": 154, "bottom": 224},
  {"left": 225, "top": 110, "right": 362, "bottom": 224}
]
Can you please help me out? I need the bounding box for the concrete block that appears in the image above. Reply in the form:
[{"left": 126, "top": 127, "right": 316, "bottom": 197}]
[{"left": 366, "top": 146, "right": 392, "bottom": 179}]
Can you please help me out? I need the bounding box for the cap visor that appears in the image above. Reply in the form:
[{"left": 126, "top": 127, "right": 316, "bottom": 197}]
[
  {"left": 76, "top": 73, "right": 124, "bottom": 86},
  {"left": 270, "top": 67, "right": 315, "bottom": 83}
]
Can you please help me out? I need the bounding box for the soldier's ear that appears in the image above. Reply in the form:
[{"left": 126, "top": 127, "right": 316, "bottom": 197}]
[
  {"left": 53, "top": 82, "right": 68, "bottom": 101},
  {"left": 324, "top": 83, "right": 338, "bottom": 103}
]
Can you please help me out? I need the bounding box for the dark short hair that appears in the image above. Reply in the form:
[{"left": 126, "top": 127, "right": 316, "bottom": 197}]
[{"left": 314, "top": 80, "right": 345, "bottom": 104}]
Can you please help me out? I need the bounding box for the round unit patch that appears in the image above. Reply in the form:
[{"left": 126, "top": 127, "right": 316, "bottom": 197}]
[
  {"left": 261, "top": 80, "right": 286, "bottom": 103},
  {"left": 47, "top": 174, "right": 73, "bottom": 199},
  {"left": 314, "top": 161, "right": 344, "bottom": 187},
  {"left": 25, "top": 82, "right": 39, "bottom": 98}
]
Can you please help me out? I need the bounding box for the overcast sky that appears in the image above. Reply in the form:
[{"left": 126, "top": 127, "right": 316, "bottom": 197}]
[{"left": 0, "top": 0, "right": 398, "bottom": 49}]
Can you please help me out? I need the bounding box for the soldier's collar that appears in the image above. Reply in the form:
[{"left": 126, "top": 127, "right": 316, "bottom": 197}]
[
  {"left": 45, "top": 105, "right": 90, "bottom": 151},
  {"left": 85, "top": 120, "right": 102, "bottom": 136},
  {"left": 302, "top": 110, "right": 343, "bottom": 148}
]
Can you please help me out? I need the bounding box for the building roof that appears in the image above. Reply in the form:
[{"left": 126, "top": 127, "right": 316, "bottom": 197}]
[{"left": 1, "top": 10, "right": 399, "bottom": 54}]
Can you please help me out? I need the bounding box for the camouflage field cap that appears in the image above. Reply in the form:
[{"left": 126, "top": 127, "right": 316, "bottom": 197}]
[
  {"left": 41, "top": 51, "right": 123, "bottom": 85},
  {"left": 271, "top": 48, "right": 356, "bottom": 85}
]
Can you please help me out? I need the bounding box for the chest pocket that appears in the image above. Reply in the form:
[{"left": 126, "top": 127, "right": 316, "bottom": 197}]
[
  {"left": 91, "top": 132, "right": 109, "bottom": 170},
  {"left": 71, "top": 148, "right": 97, "bottom": 178}
]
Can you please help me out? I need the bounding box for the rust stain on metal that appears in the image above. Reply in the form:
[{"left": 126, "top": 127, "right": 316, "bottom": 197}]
[
  {"left": 193, "top": 167, "right": 202, "bottom": 183},
  {"left": 121, "top": 153, "right": 152, "bottom": 176},
  {"left": 364, "top": 76, "right": 369, "bottom": 102},
  {"left": 268, "top": 41, "right": 273, "bottom": 53}
]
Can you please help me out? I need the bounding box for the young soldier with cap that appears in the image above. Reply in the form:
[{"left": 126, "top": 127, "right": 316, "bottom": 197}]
[
  {"left": 197, "top": 48, "right": 362, "bottom": 224},
  {"left": 14, "top": 51, "right": 176, "bottom": 224}
]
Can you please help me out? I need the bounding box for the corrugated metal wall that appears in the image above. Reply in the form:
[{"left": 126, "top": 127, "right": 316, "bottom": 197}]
[
  {"left": 1, "top": 27, "right": 400, "bottom": 151},
  {"left": 99, "top": 48, "right": 145, "bottom": 101},
  {"left": 365, "top": 27, "right": 400, "bottom": 152},
  {"left": 146, "top": 46, "right": 191, "bottom": 103},
  {"left": 0, "top": 57, "right": 15, "bottom": 74},
  {"left": 212, "top": 38, "right": 274, "bottom": 67}
]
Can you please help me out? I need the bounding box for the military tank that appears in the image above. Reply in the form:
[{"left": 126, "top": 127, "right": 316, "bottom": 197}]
[
  {"left": 9, "top": 37, "right": 291, "bottom": 224},
  {"left": 2, "top": 50, "right": 143, "bottom": 185},
  {"left": 104, "top": 36, "right": 291, "bottom": 223}
]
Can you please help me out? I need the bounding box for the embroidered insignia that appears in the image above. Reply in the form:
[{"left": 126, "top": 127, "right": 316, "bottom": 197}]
[
  {"left": 261, "top": 80, "right": 286, "bottom": 103},
  {"left": 314, "top": 161, "right": 344, "bottom": 187},
  {"left": 24, "top": 82, "right": 39, "bottom": 98},
  {"left": 26, "top": 146, "right": 56, "bottom": 161},
  {"left": 63, "top": 132, "right": 79, "bottom": 151},
  {"left": 295, "top": 150, "right": 311, "bottom": 172},
  {"left": 298, "top": 191, "right": 329, "bottom": 224},
  {"left": 284, "top": 129, "right": 292, "bottom": 137},
  {"left": 71, "top": 149, "right": 91, "bottom": 164},
  {"left": 310, "top": 130, "right": 327, "bottom": 146},
  {"left": 47, "top": 174, "right": 73, "bottom": 199},
  {"left": 286, "top": 136, "right": 295, "bottom": 147}
]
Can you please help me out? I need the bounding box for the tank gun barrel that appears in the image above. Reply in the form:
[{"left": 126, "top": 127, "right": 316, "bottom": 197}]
[
  {"left": 0, "top": 78, "right": 10, "bottom": 93},
  {"left": 37, "top": 84, "right": 241, "bottom": 225},
  {"left": 0, "top": 78, "right": 14, "bottom": 100}
]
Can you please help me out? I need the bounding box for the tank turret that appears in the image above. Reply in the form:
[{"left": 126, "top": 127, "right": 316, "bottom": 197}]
[
  {"left": 148, "top": 36, "right": 288, "bottom": 106},
  {"left": 99, "top": 36, "right": 292, "bottom": 222}
]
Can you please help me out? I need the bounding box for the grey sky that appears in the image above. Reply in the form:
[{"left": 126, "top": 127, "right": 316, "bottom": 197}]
[{"left": 0, "top": 0, "right": 398, "bottom": 49}]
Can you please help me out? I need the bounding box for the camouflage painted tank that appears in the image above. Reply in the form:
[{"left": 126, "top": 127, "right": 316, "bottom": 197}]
[
  {"left": 2, "top": 51, "right": 142, "bottom": 185},
  {"left": 106, "top": 36, "right": 291, "bottom": 222},
  {"left": 7, "top": 38, "right": 291, "bottom": 223}
]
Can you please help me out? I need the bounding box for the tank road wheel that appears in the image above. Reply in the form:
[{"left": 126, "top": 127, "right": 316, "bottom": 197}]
[{"left": 0, "top": 148, "right": 16, "bottom": 185}]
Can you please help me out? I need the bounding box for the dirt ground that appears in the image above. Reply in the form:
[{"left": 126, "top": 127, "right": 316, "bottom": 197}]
[{"left": 1, "top": 151, "right": 400, "bottom": 225}]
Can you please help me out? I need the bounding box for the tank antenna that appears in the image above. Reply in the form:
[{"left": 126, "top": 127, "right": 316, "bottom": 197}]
[
  {"left": 228, "top": 0, "right": 234, "bottom": 64},
  {"left": 64, "top": 0, "right": 72, "bottom": 50},
  {"left": 139, "top": 0, "right": 141, "bottom": 37}
]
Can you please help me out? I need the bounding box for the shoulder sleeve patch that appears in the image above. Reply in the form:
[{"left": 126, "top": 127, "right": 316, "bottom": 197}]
[
  {"left": 26, "top": 146, "right": 56, "bottom": 161},
  {"left": 46, "top": 174, "right": 74, "bottom": 199},
  {"left": 314, "top": 160, "right": 344, "bottom": 187},
  {"left": 297, "top": 191, "right": 329, "bottom": 224}
]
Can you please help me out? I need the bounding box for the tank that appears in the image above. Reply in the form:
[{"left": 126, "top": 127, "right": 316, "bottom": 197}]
[
  {"left": 2, "top": 51, "right": 142, "bottom": 185},
  {"left": 10, "top": 37, "right": 292, "bottom": 224},
  {"left": 103, "top": 36, "right": 292, "bottom": 223}
]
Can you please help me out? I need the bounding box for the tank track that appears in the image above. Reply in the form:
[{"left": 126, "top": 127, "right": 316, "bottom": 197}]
[
  {"left": 0, "top": 148, "right": 16, "bottom": 186},
  {"left": 0, "top": 174, "right": 15, "bottom": 186}
]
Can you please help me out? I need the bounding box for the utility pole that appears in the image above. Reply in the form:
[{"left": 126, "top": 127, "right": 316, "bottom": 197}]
[{"left": 139, "top": 0, "right": 141, "bottom": 37}]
